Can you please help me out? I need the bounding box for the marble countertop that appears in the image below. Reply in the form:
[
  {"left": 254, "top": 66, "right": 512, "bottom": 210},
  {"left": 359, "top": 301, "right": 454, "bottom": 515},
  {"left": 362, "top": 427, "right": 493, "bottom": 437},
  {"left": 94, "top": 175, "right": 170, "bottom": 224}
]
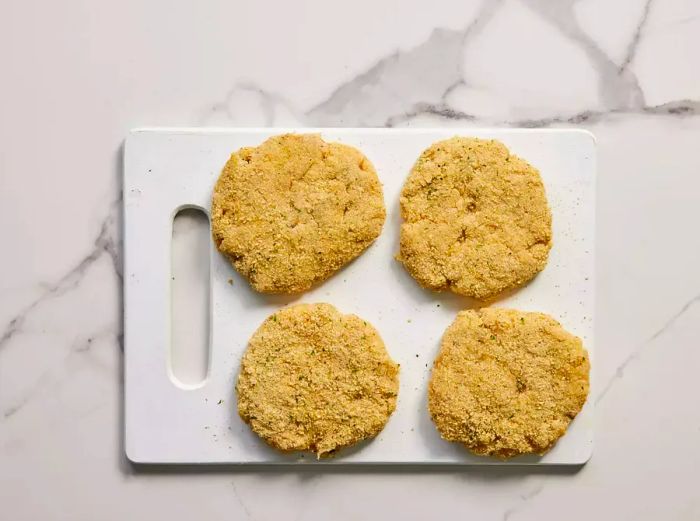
[{"left": 1, "top": 0, "right": 699, "bottom": 519}]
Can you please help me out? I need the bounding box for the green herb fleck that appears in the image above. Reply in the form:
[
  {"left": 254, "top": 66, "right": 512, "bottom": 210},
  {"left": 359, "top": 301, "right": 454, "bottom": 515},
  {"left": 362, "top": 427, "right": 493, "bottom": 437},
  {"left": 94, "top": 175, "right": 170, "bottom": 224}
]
[{"left": 490, "top": 335, "right": 496, "bottom": 340}]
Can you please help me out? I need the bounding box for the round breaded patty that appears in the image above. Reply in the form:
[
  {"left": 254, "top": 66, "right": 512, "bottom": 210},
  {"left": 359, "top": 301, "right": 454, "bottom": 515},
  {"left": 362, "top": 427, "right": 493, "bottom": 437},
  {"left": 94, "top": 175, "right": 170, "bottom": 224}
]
[
  {"left": 398, "top": 137, "right": 552, "bottom": 300},
  {"left": 236, "top": 303, "right": 399, "bottom": 457},
  {"left": 428, "top": 308, "right": 589, "bottom": 459},
  {"left": 212, "top": 134, "right": 385, "bottom": 293}
]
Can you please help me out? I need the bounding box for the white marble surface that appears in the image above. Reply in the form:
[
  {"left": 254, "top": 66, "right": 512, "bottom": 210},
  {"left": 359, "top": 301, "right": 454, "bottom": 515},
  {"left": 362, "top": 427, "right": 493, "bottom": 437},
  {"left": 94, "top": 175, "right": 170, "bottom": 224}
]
[{"left": 1, "top": 0, "right": 699, "bottom": 518}]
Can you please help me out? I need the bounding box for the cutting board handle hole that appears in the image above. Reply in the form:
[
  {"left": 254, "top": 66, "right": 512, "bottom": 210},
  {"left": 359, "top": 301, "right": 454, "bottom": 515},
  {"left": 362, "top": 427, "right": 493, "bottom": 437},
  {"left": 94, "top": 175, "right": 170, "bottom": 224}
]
[{"left": 169, "top": 207, "right": 211, "bottom": 389}]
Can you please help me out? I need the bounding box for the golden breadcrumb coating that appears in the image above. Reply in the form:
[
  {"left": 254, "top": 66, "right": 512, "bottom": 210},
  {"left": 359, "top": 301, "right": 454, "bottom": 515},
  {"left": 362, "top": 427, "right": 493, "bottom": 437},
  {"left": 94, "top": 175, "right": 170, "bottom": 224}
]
[
  {"left": 429, "top": 308, "right": 589, "bottom": 459},
  {"left": 212, "top": 134, "right": 385, "bottom": 293},
  {"left": 236, "top": 303, "right": 399, "bottom": 457},
  {"left": 398, "top": 137, "right": 552, "bottom": 300}
]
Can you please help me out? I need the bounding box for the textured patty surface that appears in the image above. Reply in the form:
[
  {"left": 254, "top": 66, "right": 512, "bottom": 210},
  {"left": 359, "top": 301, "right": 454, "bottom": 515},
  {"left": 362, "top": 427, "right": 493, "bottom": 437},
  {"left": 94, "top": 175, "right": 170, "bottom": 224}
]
[
  {"left": 236, "top": 303, "right": 400, "bottom": 457},
  {"left": 398, "top": 137, "right": 552, "bottom": 300},
  {"left": 429, "top": 308, "right": 589, "bottom": 459},
  {"left": 212, "top": 134, "right": 386, "bottom": 293}
]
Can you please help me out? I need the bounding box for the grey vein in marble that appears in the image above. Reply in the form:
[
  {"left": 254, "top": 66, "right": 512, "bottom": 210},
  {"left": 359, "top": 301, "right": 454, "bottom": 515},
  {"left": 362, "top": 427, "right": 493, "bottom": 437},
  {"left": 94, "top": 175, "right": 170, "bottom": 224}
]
[
  {"left": 306, "top": 0, "right": 502, "bottom": 127},
  {"left": 204, "top": 0, "right": 697, "bottom": 129},
  {"left": 3, "top": 364, "right": 59, "bottom": 420},
  {"left": 201, "top": 82, "right": 296, "bottom": 127},
  {"left": 502, "top": 484, "right": 545, "bottom": 521},
  {"left": 511, "top": 98, "right": 700, "bottom": 128},
  {"left": 3, "top": 396, "right": 31, "bottom": 420},
  {"left": 231, "top": 480, "right": 253, "bottom": 520},
  {"left": 0, "top": 198, "right": 121, "bottom": 355},
  {"left": 3, "top": 327, "right": 117, "bottom": 420},
  {"left": 521, "top": 0, "right": 645, "bottom": 110},
  {"left": 596, "top": 292, "right": 700, "bottom": 404},
  {"left": 618, "top": 0, "right": 654, "bottom": 73}
]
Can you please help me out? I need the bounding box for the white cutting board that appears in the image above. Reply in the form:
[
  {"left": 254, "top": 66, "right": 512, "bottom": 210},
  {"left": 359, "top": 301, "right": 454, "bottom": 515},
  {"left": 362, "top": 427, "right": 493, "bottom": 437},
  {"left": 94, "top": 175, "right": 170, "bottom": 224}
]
[{"left": 124, "top": 128, "right": 595, "bottom": 465}]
